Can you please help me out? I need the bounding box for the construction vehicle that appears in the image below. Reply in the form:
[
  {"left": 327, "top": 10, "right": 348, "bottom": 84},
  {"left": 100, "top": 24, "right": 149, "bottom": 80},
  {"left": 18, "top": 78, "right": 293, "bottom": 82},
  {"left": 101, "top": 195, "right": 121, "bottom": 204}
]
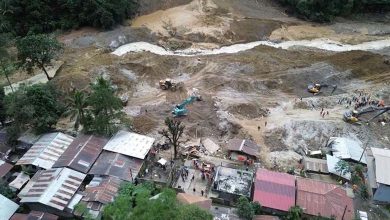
[
  {"left": 307, "top": 83, "right": 337, "bottom": 95},
  {"left": 159, "top": 78, "right": 183, "bottom": 91},
  {"left": 343, "top": 106, "right": 390, "bottom": 123},
  {"left": 172, "top": 95, "right": 200, "bottom": 116}
]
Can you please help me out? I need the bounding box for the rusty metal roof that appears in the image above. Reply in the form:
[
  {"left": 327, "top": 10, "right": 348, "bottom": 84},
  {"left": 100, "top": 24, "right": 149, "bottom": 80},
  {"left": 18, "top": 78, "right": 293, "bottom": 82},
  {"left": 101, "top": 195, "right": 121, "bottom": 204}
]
[
  {"left": 0, "top": 159, "right": 13, "bottom": 178},
  {"left": 10, "top": 211, "right": 58, "bottom": 220},
  {"left": 16, "top": 133, "right": 75, "bottom": 169},
  {"left": 53, "top": 135, "right": 108, "bottom": 173},
  {"left": 89, "top": 151, "right": 144, "bottom": 182},
  {"left": 296, "top": 178, "right": 354, "bottom": 220},
  {"left": 227, "top": 139, "right": 259, "bottom": 157},
  {"left": 82, "top": 176, "right": 122, "bottom": 205},
  {"left": 303, "top": 157, "right": 329, "bottom": 173},
  {"left": 19, "top": 167, "right": 86, "bottom": 211}
]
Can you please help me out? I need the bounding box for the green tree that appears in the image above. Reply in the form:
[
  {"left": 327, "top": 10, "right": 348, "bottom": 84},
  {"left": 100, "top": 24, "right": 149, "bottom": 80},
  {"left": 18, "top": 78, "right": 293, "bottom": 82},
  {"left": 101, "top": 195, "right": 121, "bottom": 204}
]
[
  {"left": 5, "top": 83, "right": 63, "bottom": 134},
  {"left": 287, "top": 205, "right": 303, "bottom": 220},
  {"left": 160, "top": 117, "right": 185, "bottom": 159},
  {"left": 74, "top": 203, "right": 94, "bottom": 220},
  {"left": 335, "top": 160, "right": 350, "bottom": 177},
  {"left": 0, "top": 58, "right": 15, "bottom": 92},
  {"left": 177, "top": 205, "right": 213, "bottom": 220},
  {"left": 0, "top": 179, "right": 15, "bottom": 199},
  {"left": 16, "top": 34, "right": 62, "bottom": 80},
  {"left": 236, "top": 196, "right": 255, "bottom": 220},
  {"left": 63, "top": 89, "right": 88, "bottom": 131},
  {"left": 85, "top": 76, "right": 123, "bottom": 136}
]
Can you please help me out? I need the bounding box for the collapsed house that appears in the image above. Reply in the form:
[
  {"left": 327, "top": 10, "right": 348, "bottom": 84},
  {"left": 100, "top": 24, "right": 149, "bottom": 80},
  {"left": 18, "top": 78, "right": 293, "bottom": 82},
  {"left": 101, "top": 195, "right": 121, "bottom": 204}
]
[
  {"left": 17, "top": 130, "right": 42, "bottom": 150},
  {"left": 326, "top": 154, "right": 352, "bottom": 180},
  {"left": 9, "top": 172, "right": 30, "bottom": 192},
  {"left": 210, "top": 166, "right": 253, "bottom": 205},
  {"left": 326, "top": 137, "right": 366, "bottom": 164},
  {"left": 296, "top": 178, "right": 354, "bottom": 220},
  {"left": 0, "top": 194, "right": 19, "bottom": 220},
  {"left": 227, "top": 139, "right": 259, "bottom": 161},
  {"left": 253, "top": 169, "right": 296, "bottom": 213},
  {"left": 367, "top": 147, "right": 390, "bottom": 203},
  {"left": 16, "top": 132, "right": 75, "bottom": 170},
  {"left": 18, "top": 167, "right": 86, "bottom": 217},
  {"left": 53, "top": 135, "right": 108, "bottom": 173},
  {"left": 79, "top": 176, "right": 122, "bottom": 218}
]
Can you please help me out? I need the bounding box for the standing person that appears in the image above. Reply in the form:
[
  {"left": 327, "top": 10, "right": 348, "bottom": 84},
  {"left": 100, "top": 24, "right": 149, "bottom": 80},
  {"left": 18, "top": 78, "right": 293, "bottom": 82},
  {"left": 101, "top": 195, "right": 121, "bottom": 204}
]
[
  {"left": 201, "top": 189, "right": 204, "bottom": 196},
  {"left": 265, "top": 121, "right": 267, "bottom": 127},
  {"left": 326, "top": 111, "right": 329, "bottom": 115}
]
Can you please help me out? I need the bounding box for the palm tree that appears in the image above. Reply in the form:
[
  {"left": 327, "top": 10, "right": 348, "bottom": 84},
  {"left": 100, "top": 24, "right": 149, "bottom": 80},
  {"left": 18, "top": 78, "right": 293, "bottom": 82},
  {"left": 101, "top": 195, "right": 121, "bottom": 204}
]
[{"left": 63, "top": 89, "right": 88, "bottom": 131}]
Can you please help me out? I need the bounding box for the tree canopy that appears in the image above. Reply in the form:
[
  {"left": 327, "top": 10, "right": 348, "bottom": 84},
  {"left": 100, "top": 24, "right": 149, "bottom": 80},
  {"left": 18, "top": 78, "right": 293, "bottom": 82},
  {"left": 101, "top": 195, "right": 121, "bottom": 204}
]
[
  {"left": 236, "top": 196, "right": 262, "bottom": 220},
  {"left": 5, "top": 83, "right": 63, "bottom": 137},
  {"left": 278, "top": 0, "right": 390, "bottom": 22},
  {"left": 16, "top": 34, "right": 62, "bottom": 80},
  {"left": 0, "top": 0, "right": 138, "bottom": 36},
  {"left": 102, "top": 183, "right": 213, "bottom": 220}
]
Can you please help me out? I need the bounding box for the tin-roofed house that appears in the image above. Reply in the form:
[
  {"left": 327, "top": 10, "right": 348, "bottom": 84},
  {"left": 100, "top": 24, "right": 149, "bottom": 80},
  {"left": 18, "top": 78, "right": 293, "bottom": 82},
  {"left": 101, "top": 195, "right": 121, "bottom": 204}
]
[
  {"left": 0, "top": 158, "right": 13, "bottom": 181},
  {"left": 0, "top": 194, "right": 19, "bottom": 220},
  {"left": 227, "top": 139, "right": 259, "bottom": 161},
  {"left": 53, "top": 135, "right": 108, "bottom": 173},
  {"left": 253, "top": 169, "right": 296, "bottom": 214},
  {"left": 17, "top": 130, "right": 42, "bottom": 150},
  {"left": 89, "top": 151, "right": 143, "bottom": 182},
  {"left": 367, "top": 147, "right": 390, "bottom": 204},
  {"left": 326, "top": 137, "right": 366, "bottom": 164},
  {"left": 18, "top": 167, "right": 86, "bottom": 217},
  {"left": 103, "top": 130, "right": 155, "bottom": 160},
  {"left": 10, "top": 211, "right": 58, "bottom": 220},
  {"left": 16, "top": 132, "right": 74, "bottom": 170},
  {"left": 78, "top": 176, "right": 122, "bottom": 218},
  {"left": 296, "top": 178, "right": 354, "bottom": 220}
]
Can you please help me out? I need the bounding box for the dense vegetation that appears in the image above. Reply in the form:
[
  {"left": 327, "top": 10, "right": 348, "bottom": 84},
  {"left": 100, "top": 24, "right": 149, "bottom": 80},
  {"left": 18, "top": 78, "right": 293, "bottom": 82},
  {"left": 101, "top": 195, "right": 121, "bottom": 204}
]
[
  {"left": 102, "top": 182, "right": 213, "bottom": 220},
  {"left": 278, "top": 0, "right": 390, "bottom": 22},
  {"left": 0, "top": 0, "right": 138, "bottom": 36}
]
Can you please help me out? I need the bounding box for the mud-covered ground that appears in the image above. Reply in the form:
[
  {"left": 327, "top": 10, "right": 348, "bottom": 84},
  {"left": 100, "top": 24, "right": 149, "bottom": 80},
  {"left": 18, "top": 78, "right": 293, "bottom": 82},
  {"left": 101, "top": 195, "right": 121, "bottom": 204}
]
[{"left": 6, "top": 0, "right": 390, "bottom": 218}]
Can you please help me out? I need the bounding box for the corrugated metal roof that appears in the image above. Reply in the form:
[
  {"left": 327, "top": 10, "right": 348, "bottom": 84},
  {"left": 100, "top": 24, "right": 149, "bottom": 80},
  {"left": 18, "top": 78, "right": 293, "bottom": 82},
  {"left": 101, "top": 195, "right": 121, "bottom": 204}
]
[
  {"left": 327, "top": 137, "right": 366, "bottom": 164},
  {"left": 0, "top": 194, "right": 19, "bottom": 220},
  {"left": 9, "top": 172, "right": 30, "bottom": 190},
  {"left": 303, "top": 157, "right": 329, "bottom": 173},
  {"left": 19, "top": 167, "right": 85, "bottom": 211},
  {"left": 202, "top": 138, "right": 219, "bottom": 154},
  {"left": 53, "top": 135, "right": 108, "bottom": 173},
  {"left": 0, "top": 159, "right": 13, "bottom": 177},
  {"left": 103, "top": 130, "right": 155, "bottom": 159},
  {"left": 371, "top": 147, "right": 390, "bottom": 185},
  {"left": 16, "top": 133, "right": 75, "bottom": 169},
  {"left": 227, "top": 139, "right": 259, "bottom": 157},
  {"left": 10, "top": 211, "right": 59, "bottom": 220},
  {"left": 326, "top": 155, "right": 351, "bottom": 180},
  {"left": 373, "top": 184, "right": 390, "bottom": 203},
  {"left": 177, "top": 193, "right": 212, "bottom": 210},
  {"left": 82, "top": 176, "right": 122, "bottom": 204},
  {"left": 17, "top": 130, "right": 41, "bottom": 145},
  {"left": 296, "top": 178, "right": 354, "bottom": 220},
  {"left": 89, "top": 151, "right": 143, "bottom": 182},
  {"left": 253, "top": 169, "right": 295, "bottom": 212}
]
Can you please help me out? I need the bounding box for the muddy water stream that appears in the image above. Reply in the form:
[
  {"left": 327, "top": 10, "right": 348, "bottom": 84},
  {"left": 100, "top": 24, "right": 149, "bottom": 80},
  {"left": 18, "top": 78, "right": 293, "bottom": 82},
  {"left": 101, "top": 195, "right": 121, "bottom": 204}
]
[{"left": 112, "top": 38, "right": 390, "bottom": 56}]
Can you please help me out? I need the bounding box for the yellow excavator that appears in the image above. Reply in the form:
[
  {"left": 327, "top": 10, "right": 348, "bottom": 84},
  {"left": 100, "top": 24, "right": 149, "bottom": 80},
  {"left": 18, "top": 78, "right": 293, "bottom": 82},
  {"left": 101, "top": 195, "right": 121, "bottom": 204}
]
[
  {"left": 159, "top": 78, "right": 183, "bottom": 91},
  {"left": 307, "top": 83, "right": 337, "bottom": 95},
  {"left": 343, "top": 106, "right": 390, "bottom": 123}
]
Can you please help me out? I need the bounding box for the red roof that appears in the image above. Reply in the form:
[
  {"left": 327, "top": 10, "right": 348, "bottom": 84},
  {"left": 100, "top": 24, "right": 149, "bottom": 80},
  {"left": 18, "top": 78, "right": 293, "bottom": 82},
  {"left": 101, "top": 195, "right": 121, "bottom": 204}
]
[
  {"left": 11, "top": 211, "right": 58, "bottom": 220},
  {"left": 296, "top": 178, "right": 354, "bottom": 220},
  {"left": 253, "top": 169, "right": 295, "bottom": 212}
]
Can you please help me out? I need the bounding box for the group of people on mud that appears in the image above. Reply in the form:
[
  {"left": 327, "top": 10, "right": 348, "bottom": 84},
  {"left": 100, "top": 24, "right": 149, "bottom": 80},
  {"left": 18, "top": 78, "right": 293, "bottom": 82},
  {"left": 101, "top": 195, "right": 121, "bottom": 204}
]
[{"left": 338, "top": 90, "right": 385, "bottom": 110}]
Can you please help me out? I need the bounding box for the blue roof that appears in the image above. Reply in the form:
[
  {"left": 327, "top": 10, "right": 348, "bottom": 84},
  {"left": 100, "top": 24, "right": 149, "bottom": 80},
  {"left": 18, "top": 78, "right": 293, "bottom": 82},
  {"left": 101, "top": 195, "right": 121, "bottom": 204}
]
[{"left": 374, "top": 184, "right": 390, "bottom": 203}]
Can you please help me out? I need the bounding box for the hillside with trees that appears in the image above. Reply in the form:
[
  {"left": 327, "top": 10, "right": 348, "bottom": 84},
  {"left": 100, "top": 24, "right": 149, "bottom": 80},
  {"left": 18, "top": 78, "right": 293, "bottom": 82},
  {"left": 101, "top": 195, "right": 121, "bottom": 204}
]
[
  {"left": 278, "top": 0, "right": 390, "bottom": 22},
  {"left": 0, "top": 0, "right": 138, "bottom": 36}
]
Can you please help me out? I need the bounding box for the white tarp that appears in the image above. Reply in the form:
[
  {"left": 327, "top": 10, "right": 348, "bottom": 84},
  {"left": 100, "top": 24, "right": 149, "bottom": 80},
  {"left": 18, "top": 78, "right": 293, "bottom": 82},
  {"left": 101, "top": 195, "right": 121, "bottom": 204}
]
[{"left": 327, "top": 137, "right": 366, "bottom": 164}]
